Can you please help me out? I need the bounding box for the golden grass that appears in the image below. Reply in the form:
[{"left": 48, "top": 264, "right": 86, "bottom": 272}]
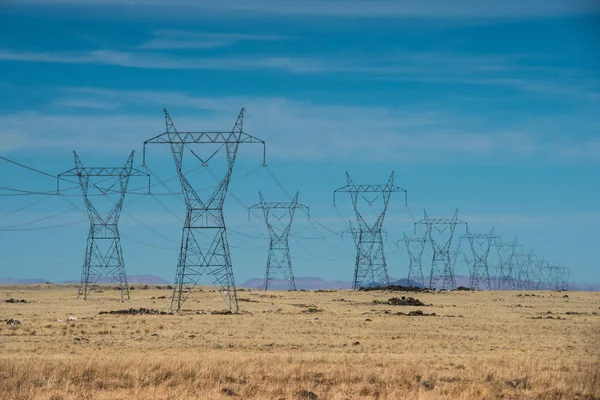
[{"left": 0, "top": 284, "right": 599, "bottom": 399}]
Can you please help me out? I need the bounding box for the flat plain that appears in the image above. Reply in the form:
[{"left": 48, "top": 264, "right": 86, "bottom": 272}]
[{"left": 0, "top": 284, "right": 598, "bottom": 400}]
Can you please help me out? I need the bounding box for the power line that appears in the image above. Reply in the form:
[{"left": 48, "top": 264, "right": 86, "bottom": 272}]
[{"left": 0, "top": 155, "right": 57, "bottom": 179}]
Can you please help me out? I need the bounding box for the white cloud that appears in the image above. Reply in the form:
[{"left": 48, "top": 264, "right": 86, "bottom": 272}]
[
  {"left": 139, "top": 30, "right": 291, "bottom": 50},
  {"left": 1, "top": 90, "right": 599, "bottom": 163},
  {"left": 10, "top": 0, "right": 600, "bottom": 19},
  {"left": 0, "top": 49, "right": 333, "bottom": 73}
]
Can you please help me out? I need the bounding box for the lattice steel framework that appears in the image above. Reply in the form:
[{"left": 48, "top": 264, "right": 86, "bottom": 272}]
[
  {"left": 531, "top": 255, "right": 548, "bottom": 290},
  {"left": 143, "top": 108, "right": 266, "bottom": 312},
  {"left": 547, "top": 265, "right": 571, "bottom": 291},
  {"left": 401, "top": 233, "right": 427, "bottom": 287},
  {"left": 494, "top": 238, "right": 520, "bottom": 290},
  {"left": 334, "top": 172, "right": 407, "bottom": 290},
  {"left": 58, "top": 151, "right": 149, "bottom": 301},
  {"left": 415, "top": 210, "right": 467, "bottom": 290},
  {"left": 249, "top": 192, "right": 309, "bottom": 291},
  {"left": 514, "top": 250, "right": 534, "bottom": 290},
  {"left": 463, "top": 228, "right": 499, "bottom": 290}
]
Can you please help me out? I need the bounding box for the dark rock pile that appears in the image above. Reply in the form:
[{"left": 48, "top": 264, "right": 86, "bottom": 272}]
[
  {"left": 301, "top": 307, "right": 323, "bottom": 314},
  {"left": 99, "top": 308, "right": 169, "bottom": 315},
  {"left": 359, "top": 285, "right": 430, "bottom": 293},
  {"left": 374, "top": 296, "right": 427, "bottom": 306},
  {"left": 4, "top": 298, "right": 27, "bottom": 303},
  {"left": 393, "top": 310, "right": 437, "bottom": 317}
]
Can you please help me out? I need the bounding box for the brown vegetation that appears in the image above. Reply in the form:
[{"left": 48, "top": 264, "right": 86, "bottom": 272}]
[{"left": 0, "top": 284, "right": 598, "bottom": 399}]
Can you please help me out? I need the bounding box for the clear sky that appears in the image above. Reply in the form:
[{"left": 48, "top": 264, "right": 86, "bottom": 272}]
[{"left": 0, "top": 0, "right": 598, "bottom": 285}]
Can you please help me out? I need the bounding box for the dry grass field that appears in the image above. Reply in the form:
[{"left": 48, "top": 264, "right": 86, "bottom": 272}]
[{"left": 0, "top": 284, "right": 598, "bottom": 400}]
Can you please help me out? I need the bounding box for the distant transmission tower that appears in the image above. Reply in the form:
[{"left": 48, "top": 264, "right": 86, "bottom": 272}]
[
  {"left": 143, "top": 108, "right": 266, "bottom": 312},
  {"left": 494, "top": 238, "right": 520, "bottom": 290},
  {"left": 548, "top": 265, "right": 571, "bottom": 291},
  {"left": 58, "top": 151, "right": 149, "bottom": 301},
  {"left": 531, "top": 255, "right": 548, "bottom": 290},
  {"left": 249, "top": 192, "right": 309, "bottom": 291},
  {"left": 558, "top": 267, "right": 571, "bottom": 291},
  {"left": 415, "top": 210, "right": 467, "bottom": 290},
  {"left": 463, "top": 228, "right": 499, "bottom": 290},
  {"left": 401, "top": 233, "right": 427, "bottom": 287},
  {"left": 514, "top": 250, "right": 534, "bottom": 290},
  {"left": 334, "top": 172, "right": 407, "bottom": 290}
]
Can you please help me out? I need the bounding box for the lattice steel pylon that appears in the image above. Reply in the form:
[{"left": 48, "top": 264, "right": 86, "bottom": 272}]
[
  {"left": 143, "top": 108, "right": 266, "bottom": 313},
  {"left": 415, "top": 210, "right": 467, "bottom": 290},
  {"left": 494, "top": 238, "right": 520, "bottom": 290},
  {"left": 334, "top": 172, "right": 407, "bottom": 290},
  {"left": 531, "top": 255, "right": 548, "bottom": 290},
  {"left": 401, "top": 232, "right": 427, "bottom": 287},
  {"left": 249, "top": 192, "right": 309, "bottom": 291},
  {"left": 58, "top": 151, "right": 149, "bottom": 301},
  {"left": 463, "top": 227, "right": 499, "bottom": 290},
  {"left": 514, "top": 250, "right": 534, "bottom": 290},
  {"left": 547, "top": 265, "right": 571, "bottom": 291}
]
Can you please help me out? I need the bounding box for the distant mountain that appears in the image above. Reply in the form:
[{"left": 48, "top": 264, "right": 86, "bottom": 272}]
[
  {"left": 126, "top": 275, "right": 170, "bottom": 284},
  {"left": 0, "top": 277, "right": 48, "bottom": 284},
  {"left": 388, "top": 278, "right": 425, "bottom": 288},
  {"left": 61, "top": 274, "right": 170, "bottom": 284},
  {"left": 0, "top": 275, "right": 169, "bottom": 285},
  {"left": 241, "top": 276, "right": 352, "bottom": 290},
  {"left": 1, "top": 274, "right": 598, "bottom": 291},
  {"left": 569, "top": 282, "right": 600, "bottom": 292}
]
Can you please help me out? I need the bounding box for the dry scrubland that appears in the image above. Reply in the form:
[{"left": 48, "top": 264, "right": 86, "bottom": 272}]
[{"left": 0, "top": 285, "right": 599, "bottom": 400}]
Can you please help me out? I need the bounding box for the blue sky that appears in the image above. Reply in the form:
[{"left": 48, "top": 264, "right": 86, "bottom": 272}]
[{"left": 0, "top": 0, "right": 599, "bottom": 285}]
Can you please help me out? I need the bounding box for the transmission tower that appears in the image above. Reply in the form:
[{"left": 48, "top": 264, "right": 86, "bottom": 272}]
[
  {"left": 494, "top": 238, "right": 520, "bottom": 290},
  {"left": 530, "top": 255, "right": 548, "bottom": 290},
  {"left": 514, "top": 250, "right": 534, "bottom": 290},
  {"left": 143, "top": 108, "right": 266, "bottom": 312},
  {"left": 401, "top": 232, "right": 427, "bottom": 287},
  {"left": 334, "top": 172, "right": 407, "bottom": 290},
  {"left": 548, "top": 265, "right": 571, "bottom": 291},
  {"left": 415, "top": 210, "right": 467, "bottom": 290},
  {"left": 58, "top": 151, "right": 149, "bottom": 301},
  {"left": 249, "top": 192, "right": 309, "bottom": 291},
  {"left": 463, "top": 228, "right": 499, "bottom": 290},
  {"left": 558, "top": 267, "right": 571, "bottom": 290}
]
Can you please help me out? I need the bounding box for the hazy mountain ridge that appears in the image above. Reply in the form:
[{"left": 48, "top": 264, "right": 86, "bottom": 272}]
[{"left": 1, "top": 275, "right": 598, "bottom": 291}]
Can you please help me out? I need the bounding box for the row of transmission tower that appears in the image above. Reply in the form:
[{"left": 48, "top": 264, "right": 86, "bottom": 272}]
[
  {"left": 7, "top": 106, "right": 571, "bottom": 314},
  {"left": 401, "top": 210, "right": 571, "bottom": 291}
]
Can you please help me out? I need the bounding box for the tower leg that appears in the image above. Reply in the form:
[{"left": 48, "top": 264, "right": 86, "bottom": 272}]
[
  {"left": 78, "top": 228, "right": 129, "bottom": 301},
  {"left": 169, "top": 218, "right": 239, "bottom": 313}
]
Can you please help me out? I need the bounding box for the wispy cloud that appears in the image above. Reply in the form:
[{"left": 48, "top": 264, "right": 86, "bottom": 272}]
[
  {"left": 0, "top": 46, "right": 567, "bottom": 79},
  {"left": 10, "top": 0, "right": 600, "bottom": 19},
  {"left": 51, "top": 98, "right": 119, "bottom": 110},
  {"left": 1, "top": 90, "right": 599, "bottom": 163},
  {"left": 139, "top": 30, "right": 291, "bottom": 50},
  {"left": 0, "top": 48, "right": 329, "bottom": 73}
]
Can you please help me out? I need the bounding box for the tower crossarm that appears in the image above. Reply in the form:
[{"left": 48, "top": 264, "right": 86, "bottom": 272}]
[
  {"left": 333, "top": 171, "right": 407, "bottom": 206},
  {"left": 143, "top": 108, "right": 266, "bottom": 167}
]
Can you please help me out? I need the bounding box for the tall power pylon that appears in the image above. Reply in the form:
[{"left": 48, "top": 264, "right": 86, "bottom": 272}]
[
  {"left": 334, "top": 172, "right": 407, "bottom": 290},
  {"left": 401, "top": 232, "right": 427, "bottom": 287},
  {"left": 249, "top": 192, "right": 309, "bottom": 291},
  {"left": 415, "top": 210, "right": 467, "bottom": 290},
  {"left": 463, "top": 228, "right": 499, "bottom": 290},
  {"left": 514, "top": 250, "right": 534, "bottom": 290},
  {"left": 143, "top": 108, "right": 266, "bottom": 312},
  {"left": 494, "top": 238, "right": 520, "bottom": 290},
  {"left": 58, "top": 151, "right": 149, "bottom": 301}
]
